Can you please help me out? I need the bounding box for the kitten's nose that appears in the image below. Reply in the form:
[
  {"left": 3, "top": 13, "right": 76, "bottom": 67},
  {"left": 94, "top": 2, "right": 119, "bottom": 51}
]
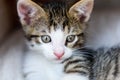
[{"left": 54, "top": 52, "right": 64, "bottom": 59}]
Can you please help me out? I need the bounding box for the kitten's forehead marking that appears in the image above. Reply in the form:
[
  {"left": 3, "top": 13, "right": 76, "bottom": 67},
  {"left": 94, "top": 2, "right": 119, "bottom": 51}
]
[{"left": 50, "top": 29, "right": 64, "bottom": 44}]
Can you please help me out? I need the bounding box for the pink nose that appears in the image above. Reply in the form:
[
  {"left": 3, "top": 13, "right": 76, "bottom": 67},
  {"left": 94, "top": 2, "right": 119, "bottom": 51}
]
[{"left": 54, "top": 52, "right": 64, "bottom": 59}]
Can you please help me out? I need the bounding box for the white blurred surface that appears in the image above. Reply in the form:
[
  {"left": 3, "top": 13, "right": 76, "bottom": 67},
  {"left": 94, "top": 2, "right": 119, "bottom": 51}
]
[{"left": 85, "top": 9, "right": 120, "bottom": 49}]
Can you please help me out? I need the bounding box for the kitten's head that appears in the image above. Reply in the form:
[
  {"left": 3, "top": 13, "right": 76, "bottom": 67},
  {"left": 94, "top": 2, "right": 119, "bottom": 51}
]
[{"left": 17, "top": 0, "right": 94, "bottom": 62}]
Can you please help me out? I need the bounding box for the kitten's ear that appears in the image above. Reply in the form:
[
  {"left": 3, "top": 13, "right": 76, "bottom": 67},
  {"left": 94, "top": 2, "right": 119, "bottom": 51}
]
[
  {"left": 68, "top": 0, "right": 94, "bottom": 22},
  {"left": 17, "top": 0, "right": 46, "bottom": 25}
]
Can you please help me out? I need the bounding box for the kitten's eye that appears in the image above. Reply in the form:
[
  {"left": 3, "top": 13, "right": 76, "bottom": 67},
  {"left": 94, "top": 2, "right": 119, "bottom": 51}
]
[
  {"left": 66, "top": 35, "right": 75, "bottom": 42},
  {"left": 41, "top": 35, "right": 51, "bottom": 43}
]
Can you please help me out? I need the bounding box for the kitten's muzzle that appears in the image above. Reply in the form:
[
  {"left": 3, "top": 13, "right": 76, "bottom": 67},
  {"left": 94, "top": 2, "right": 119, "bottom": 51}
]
[{"left": 54, "top": 52, "right": 64, "bottom": 60}]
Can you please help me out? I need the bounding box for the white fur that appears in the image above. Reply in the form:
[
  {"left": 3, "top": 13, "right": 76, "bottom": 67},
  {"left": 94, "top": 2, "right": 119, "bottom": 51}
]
[
  {"left": 23, "top": 29, "right": 88, "bottom": 80},
  {"left": 24, "top": 51, "right": 63, "bottom": 80},
  {"left": 62, "top": 74, "right": 89, "bottom": 80}
]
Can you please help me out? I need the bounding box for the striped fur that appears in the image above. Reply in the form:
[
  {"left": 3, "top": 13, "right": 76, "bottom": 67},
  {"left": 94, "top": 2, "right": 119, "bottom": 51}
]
[
  {"left": 62, "top": 48, "right": 94, "bottom": 77},
  {"left": 91, "top": 47, "right": 120, "bottom": 80},
  {"left": 69, "top": 46, "right": 120, "bottom": 80}
]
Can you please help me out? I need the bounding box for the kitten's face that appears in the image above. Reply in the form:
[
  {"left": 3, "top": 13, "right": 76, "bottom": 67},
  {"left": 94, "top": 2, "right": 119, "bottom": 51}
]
[
  {"left": 17, "top": 0, "right": 93, "bottom": 61},
  {"left": 26, "top": 20, "right": 84, "bottom": 61}
]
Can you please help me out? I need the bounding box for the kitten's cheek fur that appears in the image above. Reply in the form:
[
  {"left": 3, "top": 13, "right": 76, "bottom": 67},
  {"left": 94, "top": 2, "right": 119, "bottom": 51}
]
[
  {"left": 43, "top": 49, "right": 72, "bottom": 61},
  {"left": 63, "top": 48, "right": 73, "bottom": 59},
  {"left": 62, "top": 74, "right": 89, "bottom": 80}
]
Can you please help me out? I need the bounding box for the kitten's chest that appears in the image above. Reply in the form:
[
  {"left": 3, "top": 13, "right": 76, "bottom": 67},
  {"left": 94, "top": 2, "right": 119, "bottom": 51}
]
[
  {"left": 24, "top": 52, "right": 64, "bottom": 80},
  {"left": 36, "top": 58, "right": 64, "bottom": 80},
  {"left": 44, "top": 63, "right": 64, "bottom": 80}
]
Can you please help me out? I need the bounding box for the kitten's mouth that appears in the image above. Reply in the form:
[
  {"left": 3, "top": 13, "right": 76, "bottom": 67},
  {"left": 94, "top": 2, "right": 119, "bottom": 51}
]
[
  {"left": 56, "top": 57, "right": 63, "bottom": 60},
  {"left": 53, "top": 57, "right": 65, "bottom": 62},
  {"left": 50, "top": 58, "right": 63, "bottom": 64},
  {"left": 55, "top": 58, "right": 63, "bottom": 61}
]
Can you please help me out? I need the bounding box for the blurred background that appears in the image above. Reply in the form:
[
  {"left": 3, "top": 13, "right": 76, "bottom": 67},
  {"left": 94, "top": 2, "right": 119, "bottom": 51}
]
[{"left": 0, "top": 0, "right": 120, "bottom": 47}]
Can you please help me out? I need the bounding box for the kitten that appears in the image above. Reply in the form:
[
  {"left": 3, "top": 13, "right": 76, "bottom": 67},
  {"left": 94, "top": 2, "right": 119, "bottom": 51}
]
[{"left": 17, "top": 0, "right": 94, "bottom": 80}]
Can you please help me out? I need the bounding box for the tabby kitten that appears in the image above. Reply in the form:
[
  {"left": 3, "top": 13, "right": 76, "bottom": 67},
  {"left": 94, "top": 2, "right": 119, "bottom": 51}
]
[{"left": 17, "top": 0, "right": 94, "bottom": 80}]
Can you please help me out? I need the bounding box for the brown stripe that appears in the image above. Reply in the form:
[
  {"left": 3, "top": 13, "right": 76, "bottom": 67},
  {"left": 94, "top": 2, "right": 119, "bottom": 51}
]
[
  {"left": 73, "top": 36, "right": 84, "bottom": 48},
  {"left": 73, "top": 65, "right": 90, "bottom": 70},
  {"left": 64, "top": 59, "right": 84, "bottom": 71},
  {"left": 66, "top": 70, "right": 88, "bottom": 76}
]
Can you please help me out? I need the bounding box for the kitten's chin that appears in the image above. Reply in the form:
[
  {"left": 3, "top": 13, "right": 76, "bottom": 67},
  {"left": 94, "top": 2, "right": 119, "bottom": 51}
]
[
  {"left": 46, "top": 58, "right": 65, "bottom": 64},
  {"left": 51, "top": 59, "right": 63, "bottom": 64}
]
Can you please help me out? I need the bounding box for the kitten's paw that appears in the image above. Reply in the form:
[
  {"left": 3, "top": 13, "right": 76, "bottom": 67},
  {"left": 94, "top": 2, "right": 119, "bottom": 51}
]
[{"left": 62, "top": 74, "right": 89, "bottom": 80}]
